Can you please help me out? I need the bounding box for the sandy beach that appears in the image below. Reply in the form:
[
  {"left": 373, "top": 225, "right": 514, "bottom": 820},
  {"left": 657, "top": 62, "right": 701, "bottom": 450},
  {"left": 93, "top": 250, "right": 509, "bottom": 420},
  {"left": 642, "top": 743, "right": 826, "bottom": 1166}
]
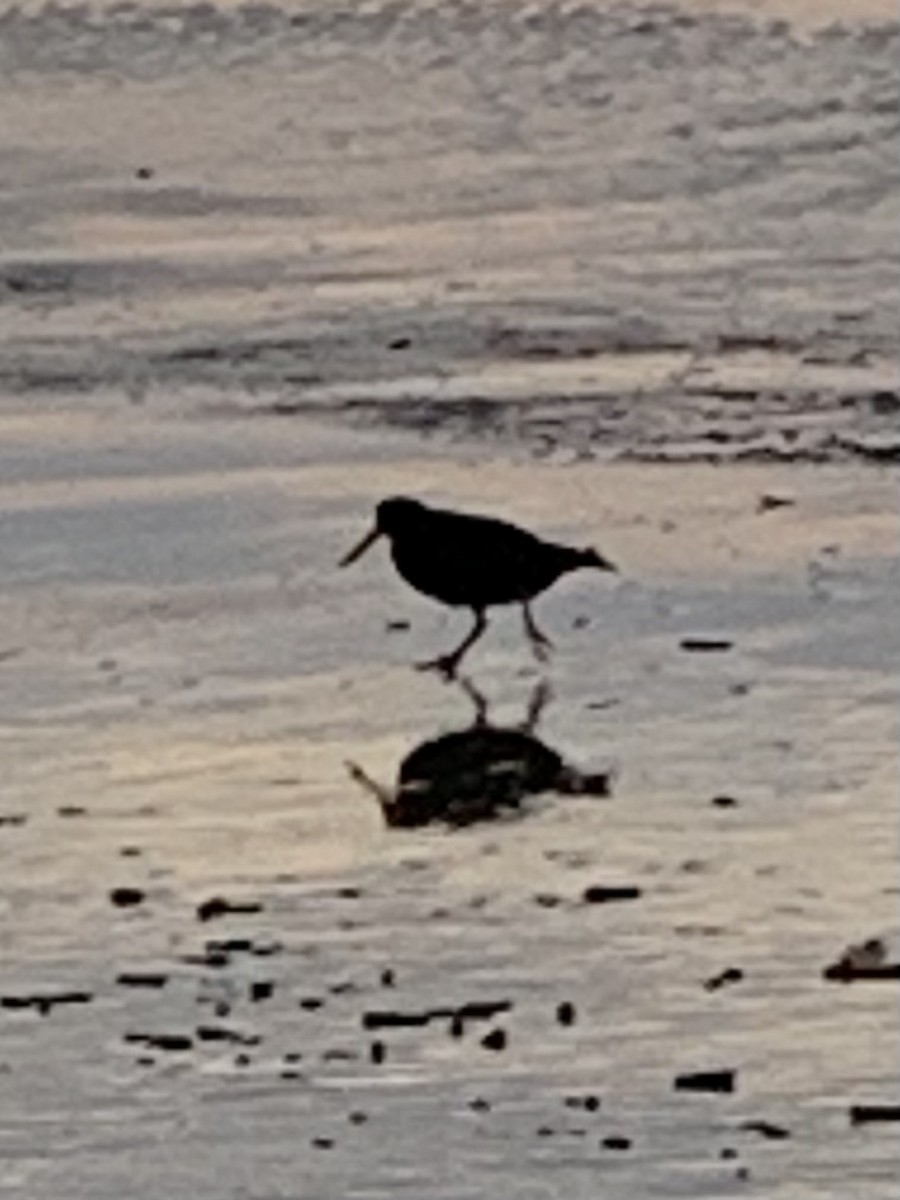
[
  {"left": 1, "top": 403, "right": 897, "bottom": 1198},
  {"left": 2, "top": 0, "right": 899, "bottom": 1195}
]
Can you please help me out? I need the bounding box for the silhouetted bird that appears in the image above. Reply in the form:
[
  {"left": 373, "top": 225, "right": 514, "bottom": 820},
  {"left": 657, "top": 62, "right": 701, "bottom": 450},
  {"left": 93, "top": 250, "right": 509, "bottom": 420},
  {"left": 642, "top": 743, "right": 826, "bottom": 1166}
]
[{"left": 340, "top": 496, "right": 617, "bottom": 677}]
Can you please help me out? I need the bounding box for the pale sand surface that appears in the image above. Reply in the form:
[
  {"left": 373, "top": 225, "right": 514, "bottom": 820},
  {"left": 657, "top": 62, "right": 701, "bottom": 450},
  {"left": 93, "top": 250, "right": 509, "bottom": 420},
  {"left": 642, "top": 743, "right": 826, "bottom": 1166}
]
[{"left": 1, "top": 406, "right": 897, "bottom": 1198}]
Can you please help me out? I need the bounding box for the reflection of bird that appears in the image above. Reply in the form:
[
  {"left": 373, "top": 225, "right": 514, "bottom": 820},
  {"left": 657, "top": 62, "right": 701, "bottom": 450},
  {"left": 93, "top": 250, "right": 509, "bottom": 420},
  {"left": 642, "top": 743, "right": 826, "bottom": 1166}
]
[
  {"left": 341, "top": 496, "right": 617, "bottom": 677},
  {"left": 347, "top": 677, "right": 612, "bottom": 827}
]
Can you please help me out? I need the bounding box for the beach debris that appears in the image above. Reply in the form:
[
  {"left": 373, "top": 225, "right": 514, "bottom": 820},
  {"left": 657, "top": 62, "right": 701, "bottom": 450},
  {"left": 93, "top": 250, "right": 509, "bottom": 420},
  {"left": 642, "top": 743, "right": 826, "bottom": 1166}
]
[
  {"left": 58, "top": 805, "right": 87, "bottom": 817},
  {"left": 740, "top": 1119, "right": 791, "bottom": 1140},
  {"left": 849, "top": 1104, "right": 900, "bottom": 1125},
  {"left": 757, "top": 493, "right": 795, "bottom": 512},
  {"left": 109, "top": 887, "right": 145, "bottom": 907},
  {"left": 362, "top": 1000, "right": 512, "bottom": 1032},
  {"left": 480, "top": 1028, "right": 507, "bottom": 1052},
  {"left": 582, "top": 884, "right": 641, "bottom": 904},
  {"left": 196, "top": 896, "right": 263, "bottom": 922},
  {"left": 116, "top": 972, "right": 168, "bottom": 989},
  {"left": 711, "top": 794, "right": 739, "bottom": 808},
  {"left": 674, "top": 1069, "right": 737, "bottom": 1094},
  {"left": 704, "top": 967, "right": 744, "bottom": 992},
  {"left": 195, "top": 1025, "right": 260, "bottom": 1046},
  {"left": 124, "top": 1032, "right": 192, "bottom": 1052},
  {"left": 556, "top": 1001, "right": 577, "bottom": 1027},
  {"left": 680, "top": 637, "right": 734, "bottom": 652},
  {"left": 823, "top": 938, "right": 900, "bottom": 982},
  {"left": 1, "top": 990, "right": 93, "bottom": 1015},
  {"left": 369, "top": 1040, "right": 386, "bottom": 1064}
]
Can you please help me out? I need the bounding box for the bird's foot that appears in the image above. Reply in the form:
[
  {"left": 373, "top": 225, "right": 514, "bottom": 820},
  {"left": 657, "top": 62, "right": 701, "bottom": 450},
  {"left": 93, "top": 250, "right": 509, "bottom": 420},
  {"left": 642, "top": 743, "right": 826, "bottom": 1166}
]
[{"left": 415, "top": 653, "right": 460, "bottom": 681}]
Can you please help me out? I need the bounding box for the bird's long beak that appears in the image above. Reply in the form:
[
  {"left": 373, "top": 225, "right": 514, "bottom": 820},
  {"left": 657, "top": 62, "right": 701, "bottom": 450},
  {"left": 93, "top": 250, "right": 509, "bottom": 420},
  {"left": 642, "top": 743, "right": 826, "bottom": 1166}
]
[{"left": 340, "top": 524, "right": 382, "bottom": 567}]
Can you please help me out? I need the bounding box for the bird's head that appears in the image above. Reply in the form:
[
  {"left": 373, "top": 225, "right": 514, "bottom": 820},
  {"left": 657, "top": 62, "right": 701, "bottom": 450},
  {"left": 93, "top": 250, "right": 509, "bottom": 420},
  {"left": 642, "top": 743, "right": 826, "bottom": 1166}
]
[
  {"left": 340, "top": 496, "right": 426, "bottom": 566},
  {"left": 579, "top": 547, "right": 618, "bottom": 573}
]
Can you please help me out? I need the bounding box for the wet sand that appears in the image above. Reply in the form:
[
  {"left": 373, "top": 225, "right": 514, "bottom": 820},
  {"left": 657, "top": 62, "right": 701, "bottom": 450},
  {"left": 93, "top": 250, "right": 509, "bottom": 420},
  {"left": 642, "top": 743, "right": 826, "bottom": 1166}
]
[
  {"left": 1, "top": 405, "right": 897, "bottom": 1198},
  {"left": 2, "top": 0, "right": 899, "bottom": 1191}
]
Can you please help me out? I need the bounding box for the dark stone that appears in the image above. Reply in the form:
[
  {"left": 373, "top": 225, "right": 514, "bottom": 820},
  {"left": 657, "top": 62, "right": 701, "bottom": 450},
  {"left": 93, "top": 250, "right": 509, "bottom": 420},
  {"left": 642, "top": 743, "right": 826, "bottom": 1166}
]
[
  {"left": 116, "top": 972, "right": 168, "bottom": 989},
  {"left": 1, "top": 990, "right": 93, "bottom": 1015},
  {"left": 602, "top": 1135, "right": 631, "bottom": 1150},
  {"left": 369, "top": 1040, "right": 386, "bottom": 1064},
  {"left": 480, "top": 1028, "right": 507, "bottom": 1052},
  {"left": 110, "top": 887, "right": 145, "bottom": 907},
  {"left": 704, "top": 968, "right": 744, "bottom": 991},
  {"left": 740, "top": 1120, "right": 791, "bottom": 1140},
  {"left": 850, "top": 1104, "right": 900, "bottom": 1124},
  {"left": 757, "top": 493, "right": 795, "bottom": 512},
  {"left": 674, "top": 1069, "right": 736, "bottom": 1094},
  {"left": 380, "top": 968, "right": 396, "bottom": 988},
  {"left": 583, "top": 885, "right": 641, "bottom": 904},
  {"left": 125, "top": 1033, "right": 192, "bottom": 1052},
  {"left": 196, "top": 896, "right": 263, "bottom": 922},
  {"left": 195, "top": 1026, "right": 259, "bottom": 1045},
  {"left": 312, "top": 1138, "right": 334, "bottom": 1150},
  {"left": 249, "top": 981, "right": 274, "bottom": 1002},
  {"left": 299, "top": 997, "right": 324, "bottom": 1011},
  {"left": 680, "top": 638, "right": 733, "bottom": 652},
  {"left": 556, "top": 1001, "right": 577, "bottom": 1027},
  {"left": 711, "top": 795, "right": 739, "bottom": 808}
]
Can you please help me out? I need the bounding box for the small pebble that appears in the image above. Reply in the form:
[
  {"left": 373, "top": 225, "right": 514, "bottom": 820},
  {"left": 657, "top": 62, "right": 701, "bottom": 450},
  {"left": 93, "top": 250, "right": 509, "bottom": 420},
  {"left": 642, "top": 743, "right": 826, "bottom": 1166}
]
[
  {"left": 480, "top": 1028, "right": 507, "bottom": 1052},
  {"left": 110, "top": 887, "right": 145, "bottom": 908},
  {"left": 602, "top": 1135, "right": 631, "bottom": 1151},
  {"left": 370, "top": 1040, "right": 386, "bottom": 1065},
  {"left": 704, "top": 967, "right": 744, "bottom": 992},
  {"left": 249, "top": 981, "right": 274, "bottom": 1002},
  {"left": 556, "top": 1001, "right": 577, "bottom": 1027},
  {"left": 674, "top": 1068, "right": 736, "bottom": 1093}
]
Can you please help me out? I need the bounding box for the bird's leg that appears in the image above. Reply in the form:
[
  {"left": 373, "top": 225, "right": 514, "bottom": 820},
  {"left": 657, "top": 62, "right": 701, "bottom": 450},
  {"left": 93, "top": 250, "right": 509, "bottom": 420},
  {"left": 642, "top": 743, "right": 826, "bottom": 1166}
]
[
  {"left": 457, "top": 675, "right": 490, "bottom": 727},
  {"left": 417, "top": 609, "right": 487, "bottom": 681},
  {"left": 522, "top": 678, "right": 553, "bottom": 733},
  {"left": 522, "top": 601, "right": 553, "bottom": 662}
]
